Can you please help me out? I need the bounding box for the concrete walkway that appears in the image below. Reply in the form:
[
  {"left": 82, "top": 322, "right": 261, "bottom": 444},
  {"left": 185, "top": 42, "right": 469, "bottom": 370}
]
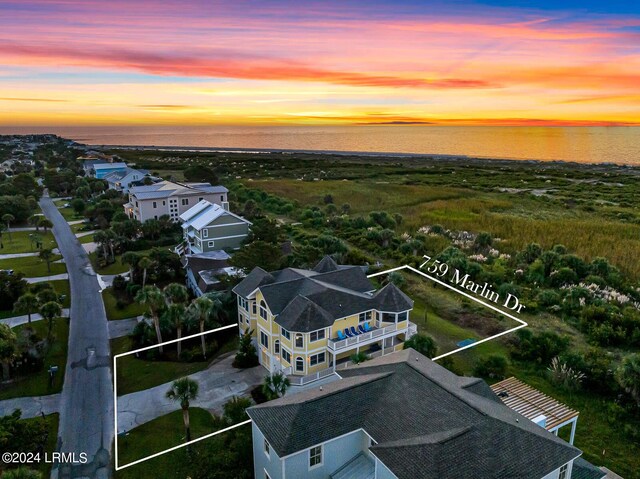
[
  {"left": 67, "top": 220, "right": 84, "bottom": 226},
  {"left": 75, "top": 230, "right": 95, "bottom": 238},
  {"left": 0, "top": 393, "right": 61, "bottom": 418},
  {"left": 116, "top": 355, "right": 263, "bottom": 432},
  {"left": 1, "top": 308, "right": 71, "bottom": 328},
  {"left": 0, "top": 252, "right": 39, "bottom": 259},
  {"left": 26, "top": 273, "right": 69, "bottom": 284},
  {"left": 82, "top": 242, "right": 98, "bottom": 254}
]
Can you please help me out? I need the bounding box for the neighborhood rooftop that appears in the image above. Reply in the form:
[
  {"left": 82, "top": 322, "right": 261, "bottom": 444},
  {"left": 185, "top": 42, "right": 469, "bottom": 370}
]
[
  {"left": 233, "top": 258, "right": 413, "bottom": 332},
  {"left": 248, "top": 349, "right": 581, "bottom": 479},
  {"left": 179, "top": 199, "right": 251, "bottom": 230},
  {"left": 129, "top": 180, "right": 228, "bottom": 199}
]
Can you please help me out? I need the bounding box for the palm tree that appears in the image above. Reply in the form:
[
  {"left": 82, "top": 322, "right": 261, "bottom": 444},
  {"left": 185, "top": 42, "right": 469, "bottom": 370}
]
[
  {"left": 163, "top": 283, "right": 188, "bottom": 305},
  {"left": 2, "top": 213, "right": 15, "bottom": 241},
  {"left": 166, "top": 377, "right": 199, "bottom": 443},
  {"left": 39, "top": 248, "right": 54, "bottom": 273},
  {"left": 39, "top": 218, "right": 53, "bottom": 233},
  {"left": 0, "top": 323, "right": 18, "bottom": 380},
  {"left": 163, "top": 303, "right": 187, "bottom": 356},
  {"left": 222, "top": 396, "right": 252, "bottom": 425},
  {"left": 13, "top": 293, "right": 39, "bottom": 325},
  {"left": 262, "top": 372, "right": 290, "bottom": 400},
  {"left": 28, "top": 214, "right": 41, "bottom": 231},
  {"left": 188, "top": 296, "right": 217, "bottom": 359},
  {"left": 138, "top": 256, "right": 155, "bottom": 288},
  {"left": 121, "top": 251, "right": 140, "bottom": 282},
  {"left": 135, "top": 286, "right": 166, "bottom": 352},
  {"left": 39, "top": 301, "right": 62, "bottom": 340}
]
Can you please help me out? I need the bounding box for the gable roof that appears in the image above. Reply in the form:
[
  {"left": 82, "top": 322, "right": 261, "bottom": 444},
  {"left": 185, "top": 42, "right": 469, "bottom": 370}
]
[
  {"left": 93, "top": 162, "right": 127, "bottom": 170},
  {"left": 103, "top": 167, "right": 148, "bottom": 183},
  {"left": 248, "top": 349, "right": 581, "bottom": 479},
  {"left": 233, "top": 260, "right": 411, "bottom": 332},
  {"left": 179, "top": 200, "right": 251, "bottom": 230}
]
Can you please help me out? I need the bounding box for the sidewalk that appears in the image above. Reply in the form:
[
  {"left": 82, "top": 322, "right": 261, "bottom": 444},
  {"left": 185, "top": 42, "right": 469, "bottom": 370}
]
[
  {"left": 0, "top": 308, "right": 71, "bottom": 327},
  {"left": 26, "top": 273, "right": 69, "bottom": 283},
  {"left": 0, "top": 252, "right": 39, "bottom": 259},
  {"left": 0, "top": 393, "right": 61, "bottom": 418}
]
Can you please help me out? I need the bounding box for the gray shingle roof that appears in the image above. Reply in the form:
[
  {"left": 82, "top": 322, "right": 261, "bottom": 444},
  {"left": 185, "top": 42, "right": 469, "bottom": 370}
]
[
  {"left": 571, "top": 458, "right": 605, "bottom": 479},
  {"left": 313, "top": 255, "right": 340, "bottom": 273},
  {"left": 248, "top": 350, "right": 580, "bottom": 479},
  {"left": 233, "top": 261, "right": 411, "bottom": 332}
]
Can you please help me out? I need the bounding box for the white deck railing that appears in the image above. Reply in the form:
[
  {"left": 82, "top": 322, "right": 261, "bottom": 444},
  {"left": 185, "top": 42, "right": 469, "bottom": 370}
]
[{"left": 327, "top": 322, "right": 416, "bottom": 352}]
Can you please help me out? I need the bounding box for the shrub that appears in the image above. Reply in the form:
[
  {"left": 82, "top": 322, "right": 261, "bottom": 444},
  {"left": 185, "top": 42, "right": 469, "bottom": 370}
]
[
  {"left": 510, "top": 329, "right": 570, "bottom": 365},
  {"left": 112, "top": 275, "right": 127, "bottom": 291},
  {"left": 404, "top": 334, "right": 438, "bottom": 359},
  {"left": 473, "top": 355, "right": 508, "bottom": 379}
]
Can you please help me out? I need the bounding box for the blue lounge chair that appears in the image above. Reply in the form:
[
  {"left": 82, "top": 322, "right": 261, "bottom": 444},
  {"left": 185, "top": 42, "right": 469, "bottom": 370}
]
[
  {"left": 344, "top": 328, "right": 353, "bottom": 338},
  {"left": 358, "top": 324, "right": 366, "bottom": 334},
  {"left": 350, "top": 326, "right": 359, "bottom": 336},
  {"left": 337, "top": 330, "right": 346, "bottom": 340},
  {"left": 363, "top": 322, "right": 371, "bottom": 332}
]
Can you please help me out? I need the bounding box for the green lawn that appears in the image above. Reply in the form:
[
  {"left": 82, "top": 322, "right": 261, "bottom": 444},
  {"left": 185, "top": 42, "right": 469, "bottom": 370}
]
[
  {"left": 103, "top": 287, "right": 146, "bottom": 320},
  {"left": 89, "top": 252, "right": 130, "bottom": 275},
  {"left": 0, "top": 254, "right": 66, "bottom": 277},
  {"left": 78, "top": 233, "right": 96, "bottom": 244},
  {"left": 0, "top": 318, "right": 69, "bottom": 400},
  {"left": 0, "top": 230, "right": 57, "bottom": 254},
  {"left": 48, "top": 279, "right": 71, "bottom": 307},
  {"left": 70, "top": 222, "right": 92, "bottom": 233},
  {"left": 116, "top": 408, "right": 218, "bottom": 478},
  {"left": 112, "top": 336, "right": 210, "bottom": 395},
  {"left": 58, "top": 206, "right": 82, "bottom": 221}
]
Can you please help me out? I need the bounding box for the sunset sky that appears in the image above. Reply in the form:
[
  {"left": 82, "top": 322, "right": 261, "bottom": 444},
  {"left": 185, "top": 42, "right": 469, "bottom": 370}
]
[{"left": 1, "top": 0, "right": 639, "bottom": 126}]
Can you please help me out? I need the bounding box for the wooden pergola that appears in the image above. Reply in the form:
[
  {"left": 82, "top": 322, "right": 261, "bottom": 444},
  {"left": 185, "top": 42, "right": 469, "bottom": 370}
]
[{"left": 490, "top": 376, "right": 579, "bottom": 445}]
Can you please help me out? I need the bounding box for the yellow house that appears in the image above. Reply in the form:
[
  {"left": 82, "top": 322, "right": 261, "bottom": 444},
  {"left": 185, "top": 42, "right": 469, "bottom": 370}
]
[{"left": 232, "top": 256, "right": 417, "bottom": 385}]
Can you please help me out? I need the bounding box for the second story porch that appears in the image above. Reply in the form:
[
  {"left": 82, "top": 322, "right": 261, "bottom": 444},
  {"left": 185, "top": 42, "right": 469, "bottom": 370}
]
[{"left": 327, "top": 319, "right": 418, "bottom": 353}]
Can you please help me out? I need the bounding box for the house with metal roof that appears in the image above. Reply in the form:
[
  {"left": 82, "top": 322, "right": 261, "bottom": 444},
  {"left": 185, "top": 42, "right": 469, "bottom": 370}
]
[
  {"left": 104, "top": 167, "right": 150, "bottom": 193},
  {"left": 124, "top": 180, "right": 228, "bottom": 222},
  {"left": 179, "top": 199, "right": 251, "bottom": 253},
  {"left": 232, "top": 257, "right": 418, "bottom": 385},
  {"left": 247, "top": 348, "right": 605, "bottom": 479},
  {"left": 88, "top": 161, "right": 128, "bottom": 179}
]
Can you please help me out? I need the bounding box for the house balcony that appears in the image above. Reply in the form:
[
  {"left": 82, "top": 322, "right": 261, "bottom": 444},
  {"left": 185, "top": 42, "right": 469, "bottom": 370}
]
[{"left": 327, "top": 321, "right": 418, "bottom": 353}]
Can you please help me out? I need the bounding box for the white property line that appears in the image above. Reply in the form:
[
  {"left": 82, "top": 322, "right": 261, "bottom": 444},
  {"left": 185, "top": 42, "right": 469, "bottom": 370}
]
[
  {"left": 114, "top": 264, "right": 528, "bottom": 470},
  {"left": 113, "top": 323, "right": 246, "bottom": 471},
  {"left": 367, "top": 265, "right": 528, "bottom": 360}
]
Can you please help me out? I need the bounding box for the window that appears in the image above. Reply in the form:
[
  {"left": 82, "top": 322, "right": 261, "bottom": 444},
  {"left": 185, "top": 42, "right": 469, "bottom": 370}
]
[
  {"left": 382, "top": 312, "right": 395, "bottom": 323},
  {"left": 281, "top": 328, "right": 290, "bottom": 340},
  {"left": 199, "top": 197, "right": 204, "bottom": 202},
  {"left": 558, "top": 464, "right": 568, "bottom": 479},
  {"left": 309, "top": 445, "right": 322, "bottom": 468},
  {"left": 220, "top": 195, "right": 224, "bottom": 201},
  {"left": 295, "top": 334, "right": 303, "bottom": 348},
  {"left": 260, "top": 331, "right": 269, "bottom": 349},
  {"left": 208, "top": 241, "right": 214, "bottom": 247},
  {"left": 359, "top": 311, "right": 372, "bottom": 323},
  {"left": 295, "top": 357, "right": 304, "bottom": 372},
  {"left": 238, "top": 297, "right": 249, "bottom": 311},
  {"left": 264, "top": 438, "right": 271, "bottom": 458},
  {"left": 310, "top": 352, "right": 325, "bottom": 366},
  {"left": 152, "top": 201, "right": 157, "bottom": 208},
  {"left": 252, "top": 302, "right": 257, "bottom": 315},
  {"left": 274, "top": 340, "right": 280, "bottom": 355},
  {"left": 281, "top": 348, "right": 291, "bottom": 363},
  {"left": 162, "top": 200, "right": 166, "bottom": 206},
  {"left": 203, "top": 229, "right": 208, "bottom": 238},
  {"left": 397, "top": 311, "right": 408, "bottom": 322},
  {"left": 181, "top": 198, "right": 189, "bottom": 206},
  {"left": 260, "top": 300, "right": 268, "bottom": 319},
  {"left": 309, "top": 329, "right": 325, "bottom": 342}
]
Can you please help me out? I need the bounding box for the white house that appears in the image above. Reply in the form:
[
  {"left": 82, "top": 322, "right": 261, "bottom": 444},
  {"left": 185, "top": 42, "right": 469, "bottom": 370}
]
[
  {"left": 247, "top": 349, "right": 605, "bottom": 479},
  {"left": 124, "top": 180, "right": 228, "bottom": 223},
  {"left": 104, "top": 167, "right": 149, "bottom": 193}
]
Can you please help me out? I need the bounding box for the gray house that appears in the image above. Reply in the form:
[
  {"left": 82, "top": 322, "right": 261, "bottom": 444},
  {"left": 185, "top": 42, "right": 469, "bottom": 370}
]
[
  {"left": 104, "top": 167, "right": 149, "bottom": 193},
  {"left": 179, "top": 199, "right": 251, "bottom": 253},
  {"left": 247, "top": 349, "right": 605, "bottom": 479}
]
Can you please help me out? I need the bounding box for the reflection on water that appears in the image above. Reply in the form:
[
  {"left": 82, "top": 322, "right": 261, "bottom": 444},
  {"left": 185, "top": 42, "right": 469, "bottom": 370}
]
[{"left": 2, "top": 125, "right": 639, "bottom": 165}]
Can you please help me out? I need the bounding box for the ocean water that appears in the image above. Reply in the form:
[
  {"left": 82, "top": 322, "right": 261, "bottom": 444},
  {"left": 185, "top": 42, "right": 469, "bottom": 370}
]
[{"left": 2, "top": 125, "right": 639, "bottom": 165}]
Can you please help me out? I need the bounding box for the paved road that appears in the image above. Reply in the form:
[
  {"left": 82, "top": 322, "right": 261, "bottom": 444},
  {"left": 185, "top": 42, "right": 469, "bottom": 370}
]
[
  {"left": 116, "top": 355, "right": 263, "bottom": 431},
  {"left": 40, "top": 192, "right": 113, "bottom": 479}
]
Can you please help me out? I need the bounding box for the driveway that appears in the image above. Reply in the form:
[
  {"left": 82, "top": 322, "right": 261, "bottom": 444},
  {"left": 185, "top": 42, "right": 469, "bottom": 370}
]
[
  {"left": 26, "top": 273, "right": 69, "bottom": 284},
  {"left": 0, "top": 394, "right": 61, "bottom": 418},
  {"left": 116, "top": 355, "right": 263, "bottom": 431},
  {"left": 40, "top": 191, "right": 113, "bottom": 479}
]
